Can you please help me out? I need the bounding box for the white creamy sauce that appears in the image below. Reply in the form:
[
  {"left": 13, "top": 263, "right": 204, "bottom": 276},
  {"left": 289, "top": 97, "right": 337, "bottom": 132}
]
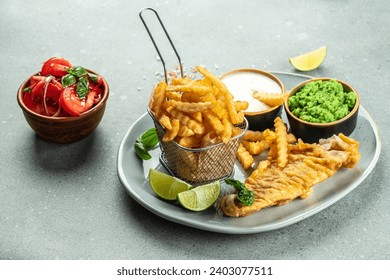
[{"left": 221, "top": 71, "right": 282, "bottom": 112}]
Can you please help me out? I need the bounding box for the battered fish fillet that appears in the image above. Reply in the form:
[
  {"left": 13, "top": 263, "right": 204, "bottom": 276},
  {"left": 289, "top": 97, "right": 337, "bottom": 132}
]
[{"left": 219, "top": 133, "right": 360, "bottom": 217}]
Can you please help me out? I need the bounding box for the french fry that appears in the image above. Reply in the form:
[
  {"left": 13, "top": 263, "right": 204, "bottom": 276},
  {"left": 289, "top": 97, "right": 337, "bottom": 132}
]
[
  {"left": 167, "top": 107, "right": 206, "bottom": 135},
  {"left": 242, "top": 140, "right": 269, "bottom": 156},
  {"left": 263, "top": 129, "right": 276, "bottom": 144},
  {"left": 252, "top": 91, "right": 288, "bottom": 107},
  {"left": 162, "top": 119, "right": 180, "bottom": 142},
  {"left": 158, "top": 114, "right": 172, "bottom": 130},
  {"left": 177, "top": 125, "right": 195, "bottom": 137},
  {"left": 181, "top": 91, "right": 214, "bottom": 103},
  {"left": 203, "top": 110, "right": 225, "bottom": 137},
  {"left": 166, "top": 84, "right": 211, "bottom": 95},
  {"left": 150, "top": 81, "right": 167, "bottom": 118},
  {"left": 190, "top": 111, "right": 202, "bottom": 123},
  {"left": 178, "top": 135, "right": 202, "bottom": 148},
  {"left": 201, "top": 131, "right": 218, "bottom": 147},
  {"left": 170, "top": 100, "right": 213, "bottom": 113},
  {"left": 232, "top": 126, "right": 243, "bottom": 137},
  {"left": 165, "top": 90, "right": 182, "bottom": 101},
  {"left": 243, "top": 130, "right": 264, "bottom": 142},
  {"left": 171, "top": 77, "right": 192, "bottom": 85},
  {"left": 287, "top": 133, "right": 297, "bottom": 144},
  {"left": 211, "top": 100, "right": 229, "bottom": 120},
  {"left": 236, "top": 144, "right": 254, "bottom": 170},
  {"left": 233, "top": 101, "right": 249, "bottom": 111},
  {"left": 274, "top": 117, "right": 288, "bottom": 168},
  {"left": 221, "top": 118, "right": 233, "bottom": 144}
]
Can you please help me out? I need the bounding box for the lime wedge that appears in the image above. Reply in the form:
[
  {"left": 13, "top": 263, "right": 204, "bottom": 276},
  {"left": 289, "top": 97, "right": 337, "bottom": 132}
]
[
  {"left": 289, "top": 46, "right": 327, "bottom": 71},
  {"left": 149, "top": 169, "right": 191, "bottom": 200},
  {"left": 177, "top": 181, "right": 221, "bottom": 211}
]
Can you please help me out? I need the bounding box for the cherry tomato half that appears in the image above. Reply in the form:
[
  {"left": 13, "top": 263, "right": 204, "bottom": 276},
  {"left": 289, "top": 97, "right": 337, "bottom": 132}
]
[
  {"left": 59, "top": 86, "right": 95, "bottom": 116},
  {"left": 41, "top": 57, "right": 73, "bottom": 77}
]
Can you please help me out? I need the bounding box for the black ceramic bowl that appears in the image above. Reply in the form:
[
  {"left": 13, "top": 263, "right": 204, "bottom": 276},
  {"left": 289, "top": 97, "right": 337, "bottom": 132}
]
[
  {"left": 221, "top": 68, "right": 286, "bottom": 131},
  {"left": 284, "top": 77, "right": 360, "bottom": 143}
]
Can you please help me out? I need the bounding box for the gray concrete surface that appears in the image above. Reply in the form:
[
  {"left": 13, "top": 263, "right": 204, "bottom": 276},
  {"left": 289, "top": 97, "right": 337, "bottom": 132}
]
[{"left": 0, "top": 0, "right": 388, "bottom": 259}]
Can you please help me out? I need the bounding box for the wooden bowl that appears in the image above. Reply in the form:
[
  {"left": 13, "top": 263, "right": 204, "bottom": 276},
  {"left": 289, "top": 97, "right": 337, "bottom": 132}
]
[
  {"left": 284, "top": 77, "right": 360, "bottom": 143},
  {"left": 17, "top": 70, "right": 109, "bottom": 143}
]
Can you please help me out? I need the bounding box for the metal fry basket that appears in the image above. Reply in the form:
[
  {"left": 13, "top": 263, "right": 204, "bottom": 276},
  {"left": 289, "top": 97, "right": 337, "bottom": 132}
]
[
  {"left": 148, "top": 108, "right": 248, "bottom": 185},
  {"left": 140, "top": 8, "right": 248, "bottom": 185}
]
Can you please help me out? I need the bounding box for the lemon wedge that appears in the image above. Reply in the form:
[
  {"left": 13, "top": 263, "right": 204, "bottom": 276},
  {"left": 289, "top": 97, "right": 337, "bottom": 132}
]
[{"left": 289, "top": 46, "right": 327, "bottom": 71}]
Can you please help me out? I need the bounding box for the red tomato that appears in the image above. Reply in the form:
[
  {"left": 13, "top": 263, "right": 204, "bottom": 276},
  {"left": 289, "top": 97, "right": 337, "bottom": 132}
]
[
  {"left": 59, "top": 86, "right": 94, "bottom": 116},
  {"left": 25, "top": 78, "right": 63, "bottom": 116},
  {"left": 41, "top": 57, "right": 73, "bottom": 77},
  {"left": 89, "top": 85, "right": 103, "bottom": 105},
  {"left": 30, "top": 75, "right": 46, "bottom": 88},
  {"left": 46, "top": 79, "right": 63, "bottom": 101},
  {"left": 31, "top": 80, "right": 45, "bottom": 100},
  {"left": 30, "top": 79, "right": 62, "bottom": 102},
  {"left": 23, "top": 91, "right": 44, "bottom": 115}
]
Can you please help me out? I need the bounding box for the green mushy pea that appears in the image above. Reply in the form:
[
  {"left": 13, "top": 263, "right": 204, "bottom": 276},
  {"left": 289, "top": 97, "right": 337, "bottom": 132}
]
[{"left": 288, "top": 80, "right": 356, "bottom": 123}]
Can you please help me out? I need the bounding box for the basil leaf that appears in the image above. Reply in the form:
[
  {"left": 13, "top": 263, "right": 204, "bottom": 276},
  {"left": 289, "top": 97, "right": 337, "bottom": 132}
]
[
  {"left": 23, "top": 86, "right": 31, "bottom": 93},
  {"left": 76, "top": 76, "right": 89, "bottom": 99},
  {"left": 68, "top": 66, "right": 88, "bottom": 77},
  {"left": 134, "top": 128, "right": 159, "bottom": 160},
  {"left": 89, "top": 73, "right": 99, "bottom": 84},
  {"left": 141, "top": 128, "right": 159, "bottom": 149},
  {"left": 134, "top": 139, "right": 152, "bottom": 160},
  {"left": 225, "top": 178, "right": 246, "bottom": 191},
  {"left": 224, "top": 178, "right": 254, "bottom": 206},
  {"left": 61, "top": 74, "right": 77, "bottom": 87},
  {"left": 237, "top": 189, "right": 254, "bottom": 206}
]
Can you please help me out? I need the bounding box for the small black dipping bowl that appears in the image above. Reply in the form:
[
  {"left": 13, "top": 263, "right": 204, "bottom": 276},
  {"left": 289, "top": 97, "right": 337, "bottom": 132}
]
[{"left": 284, "top": 77, "right": 360, "bottom": 143}]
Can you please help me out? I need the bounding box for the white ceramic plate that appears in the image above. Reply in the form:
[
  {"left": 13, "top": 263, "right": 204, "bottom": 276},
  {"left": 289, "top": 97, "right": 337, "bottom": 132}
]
[{"left": 117, "top": 72, "right": 381, "bottom": 234}]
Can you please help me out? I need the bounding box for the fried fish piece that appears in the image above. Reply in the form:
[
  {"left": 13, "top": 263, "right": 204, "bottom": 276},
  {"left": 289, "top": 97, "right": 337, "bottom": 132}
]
[{"left": 220, "top": 133, "right": 360, "bottom": 217}]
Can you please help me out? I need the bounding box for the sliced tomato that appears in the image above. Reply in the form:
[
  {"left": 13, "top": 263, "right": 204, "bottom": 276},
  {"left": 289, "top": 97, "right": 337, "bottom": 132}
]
[
  {"left": 43, "top": 98, "right": 61, "bottom": 116},
  {"left": 46, "top": 81, "right": 63, "bottom": 101},
  {"left": 59, "top": 86, "right": 94, "bottom": 116},
  {"left": 41, "top": 57, "right": 73, "bottom": 77},
  {"left": 89, "top": 85, "right": 103, "bottom": 105},
  {"left": 23, "top": 91, "right": 44, "bottom": 115},
  {"left": 30, "top": 75, "right": 46, "bottom": 88},
  {"left": 30, "top": 79, "right": 62, "bottom": 102},
  {"left": 31, "top": 80, "right": 45, "bottom": 100}
]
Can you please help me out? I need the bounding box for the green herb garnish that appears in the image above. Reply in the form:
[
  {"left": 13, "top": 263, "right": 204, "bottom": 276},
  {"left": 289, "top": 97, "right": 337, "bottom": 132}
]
[
  {"left": 67, "top": 66, "right": 88, "bottom": 77},
  {"left": 23, "top": 86, "right": 31, "bottom": 93},
  {"left": 76, "top": 76, "right": 89, "bottom": 99},
  {"left": 61, "top": 74, "right": 77, "bottom": 87},
  {"left": 224, "top": 178, "right": 254, "bottom": 206},
  {"left": 61, "top": 66, "right": 97, "bottom": 99},
  {"left": 89, "top": 73, "right": 99, "bottom": 84},
  {"left": 134, "top": 128, "right": 159, "bottom": 160}
]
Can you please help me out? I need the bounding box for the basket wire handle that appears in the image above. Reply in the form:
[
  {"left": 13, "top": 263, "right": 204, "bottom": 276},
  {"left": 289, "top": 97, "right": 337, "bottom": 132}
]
[{"left": 139, "top": 7, "right": 184, "bottom": 83}]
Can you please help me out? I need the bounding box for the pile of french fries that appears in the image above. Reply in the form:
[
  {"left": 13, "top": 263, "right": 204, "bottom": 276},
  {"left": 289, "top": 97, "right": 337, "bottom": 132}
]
[
  {"left": 237, "top": 117, "right": 297, "bottom": 169},
  {"left": 149, "top": 66, "right": 248, "bottom": 148}
]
